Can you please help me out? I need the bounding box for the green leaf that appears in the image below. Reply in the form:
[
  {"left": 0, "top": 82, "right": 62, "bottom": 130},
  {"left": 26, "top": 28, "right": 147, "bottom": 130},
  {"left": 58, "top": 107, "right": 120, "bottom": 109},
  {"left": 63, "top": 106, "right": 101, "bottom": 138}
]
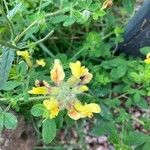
[
  {"left": 31, "top": 104, "right": 45, "bottom": 117},
  {"left": 0, "top": 107, "right": 2, "bottom": 113},
  {"left": 115, "top": 109, "right": 130, "bottom": 122},
  {"left": 3, "top": 112, "right": 18, "bottom": 129},
  {"left": 136, "top": 98, "right": 148, "bottom": 109},
  {"left": 124, "top": 131, "right": 149, "bottom": 146},
  {"left": 0, "top": 47, "right": 15, "bottom": 90},
  {"left": 17, "top": 61, "right": 28, "bottom": 76},
  {"left": 143, "top": 142, "right": 150, "bottom": 150},
  {"left": 50, "top": 15, "right": 68, "bottom": 24},
  {"left": 7, "top": 3, "right": 22, "bottom": 19},
  {"left": 110, "top": 66, "right": 127, "bottom": 80},
  {"left": 42, "top": 118, "right": 56, "bottom": 144},
  {"left": 91, "top": 120, "right": 117, "bottom": 138},
  {"left": 63, "top": 17, "right": 75, "bottom": 26},
  {"left": 55, "top": 114, "right": 63, "bottom": 128},
  {"left": 125, "top": 98, "right": 132, "bottom": 108},
  {"left": 133, "top": 92, "right": 141, "bottom": 103},
  {"left": 100, "top": 104, "right": 113, "bottom": 121},
  {"left": 0, "top": 113, "right": 4, "bottom": 132},
  {"left": 140, "top": 47, "right": 150, "bottom": 55},
  {"left": 3, "top": 80, "right": 20, "bottom": 90},
  {"left": 122, "top": 0, "right": 135, "bottom": 14}
]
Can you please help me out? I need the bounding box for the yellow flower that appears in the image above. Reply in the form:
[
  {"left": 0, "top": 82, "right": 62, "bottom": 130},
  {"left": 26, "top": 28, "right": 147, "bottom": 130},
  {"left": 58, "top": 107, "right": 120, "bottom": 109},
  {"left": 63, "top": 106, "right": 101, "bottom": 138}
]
[
  {"left": 36, "top": 59, "right": 46, "bottom": 67},
  {"left": 69, "top": 61, "right": 88, "bottom": 79},
  {"left": 28, "top": 87, "right": 48, "bottom": 95},
  {"left": 68, "top": 101, "right": 101, "bottom": 120},
  {"left": 80, "top": 85, "right": 89, "bottom": 92},
  {"left": 144, "top": 53, "right": 150, "bottom": 64},
  {"left": 17, "top": 50, "right": 33, "bottom": 67},
  {"left": 43, "top": 98, "right": 59, "bottom": 119},
  {"left": 80, "top": 103, "right": 101, "bottom": 118},
  {"left": 69, "top": 61, "right": 93, "bottom": 84},
  {"left": 50, "top": 59, "right": 65, "bottom": 84},
  {"left": 17, "top": 50, "right": 30, "bottom": 60}
]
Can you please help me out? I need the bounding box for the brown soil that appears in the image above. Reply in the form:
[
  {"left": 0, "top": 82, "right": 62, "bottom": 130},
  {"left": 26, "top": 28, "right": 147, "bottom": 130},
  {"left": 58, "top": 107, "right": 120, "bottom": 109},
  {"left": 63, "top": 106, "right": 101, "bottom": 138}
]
[{"left": 0, "top": 116, "right": 36, "bottom": 150}]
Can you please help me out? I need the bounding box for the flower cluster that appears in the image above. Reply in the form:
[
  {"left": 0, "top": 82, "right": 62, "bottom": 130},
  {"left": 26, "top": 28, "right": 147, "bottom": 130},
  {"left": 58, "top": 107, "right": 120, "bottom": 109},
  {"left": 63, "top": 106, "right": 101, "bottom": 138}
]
[{"left": 28, "top": 59, "right": 101, "bottom": 120}]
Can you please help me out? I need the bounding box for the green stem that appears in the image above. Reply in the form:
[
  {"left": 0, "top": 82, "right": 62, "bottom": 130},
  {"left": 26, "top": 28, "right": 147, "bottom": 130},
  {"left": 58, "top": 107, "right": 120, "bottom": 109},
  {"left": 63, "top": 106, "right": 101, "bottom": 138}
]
[
  {"left": 0, "top": 40, "right": 20, "bottom": 50},
  {"left": 71, "top": 48, "right": 85, "bottom": 60},
  {"left": 102, "top": 31, "right": 114, "bottom": 40},
  {"left": 132, "top": 116, "right": 145, "bottom": 126},
  {"left": 0, "top": 95, "right": 51, "bottom": 103},
  {"left": 3, "top": 0, "right": 9, "bottom": 13},
  {"left": 14, "top": 9, "right": 67, "bottom": 43},
  {"left": 30, "top": 35, "right": 55, "bottom": 58}
]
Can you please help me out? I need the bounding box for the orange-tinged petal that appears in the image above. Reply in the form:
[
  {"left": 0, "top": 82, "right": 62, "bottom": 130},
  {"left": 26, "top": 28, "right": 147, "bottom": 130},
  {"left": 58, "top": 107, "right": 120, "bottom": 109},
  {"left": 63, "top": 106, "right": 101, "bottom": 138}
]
[
  {"left": 28, "top": 87, "right": 48, "bottom": 95},
  {"left": 50, "top": 59, "right": 65, "bottom": 84},
  {"left": 68, "top": 105, "right": 82, "bottom": 120},
  {"left": 81, "top": 71, "right": 93, "bottom": 84}
]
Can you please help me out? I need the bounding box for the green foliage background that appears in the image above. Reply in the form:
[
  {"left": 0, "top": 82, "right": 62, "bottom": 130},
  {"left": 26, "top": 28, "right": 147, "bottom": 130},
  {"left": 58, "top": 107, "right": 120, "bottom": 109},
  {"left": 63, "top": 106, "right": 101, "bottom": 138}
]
[{"left": 0, "top": 0, "right": 150, "bottom": 149}]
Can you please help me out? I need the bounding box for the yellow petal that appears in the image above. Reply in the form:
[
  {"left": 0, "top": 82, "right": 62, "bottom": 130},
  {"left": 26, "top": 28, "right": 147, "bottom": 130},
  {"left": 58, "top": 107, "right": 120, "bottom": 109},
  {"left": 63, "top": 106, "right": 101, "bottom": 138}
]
[
  {"left": 36, "top": 59, "right": 46, "bottom": 67},
  {"left": 43, "top": 98, "right": 59, "bottom": 119},
  {"left": 75, "top": 102, "right": 101, "bottom": 118},
  {"left": 144, "top": 53, "right": 150, "bottom": 64},
  {"left": 144, "top": 59, "right": 150, "bottom": 64},
  {"left": 69, "top": 61, "right": 88, "bottom": 79},
  {"left": 43, "top": 99, "right": 51, "bottom": 110},
  {"left": 28, "top": 87, "right": 48, "bottom": 95},
  {"left": 68, "top": 111, "right": 82, "bottom": 120},
  {"left": 84, "top": 103, "right": 101, "bottom": 113},
  {"left": 68, "top": 108, "right": 82, "bottom": 120},
  {"left": 74, "top": 101, "right": 84, "bottom": 111},
  {"left": 79, "top": 85, "right": 89, "bottom": 92},
  {"left": 69, "top": 101, "right": 101, "bottom": 119},
  {"left": 146, "top": 53, "right": 150, "bottom": 59},
  {"left": 50, "top": 59, "right": 65, "bottom": 84},
  {"left": 17, "top": 50, "right": 30, "bottom": 60},
  {"left": 17, "top": 50, "right": 33, "bottom": 67},
  {"left": 67, "top": 76, "right": 80, "bottom": 87}
]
